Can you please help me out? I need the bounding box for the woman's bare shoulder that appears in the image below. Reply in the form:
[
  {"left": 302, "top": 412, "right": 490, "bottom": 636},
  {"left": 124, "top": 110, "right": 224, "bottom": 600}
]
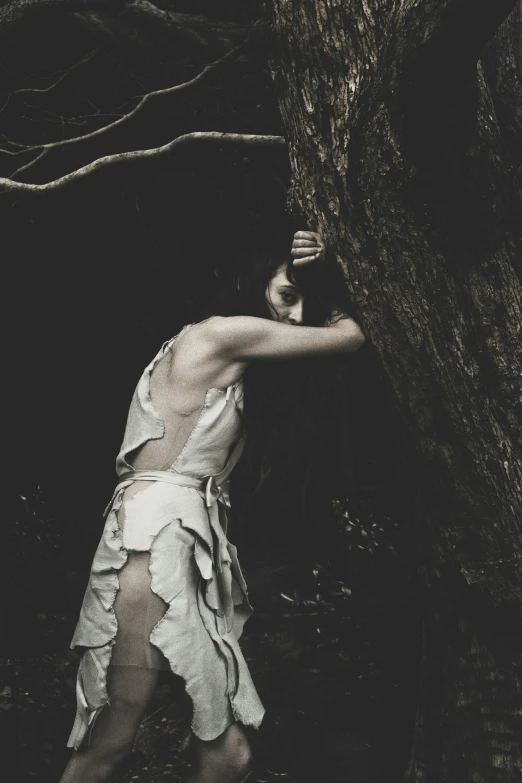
[
  {"left": 170, "top": 317, "right": 246, "bottom": 388},
  {"left": 172, "top": 317, "right": 222, "bottom": 359}
]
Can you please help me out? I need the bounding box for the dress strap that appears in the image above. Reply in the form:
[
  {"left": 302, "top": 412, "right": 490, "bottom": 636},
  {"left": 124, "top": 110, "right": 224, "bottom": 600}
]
[
  {"left": 117, "top": 470, "right": 201, "bottom": 492},
  {"left": 109, "top": 469, "right": 233, "bottom": 516}
]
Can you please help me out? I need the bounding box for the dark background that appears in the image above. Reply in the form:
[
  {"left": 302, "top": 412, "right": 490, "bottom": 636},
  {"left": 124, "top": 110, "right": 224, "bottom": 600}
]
[{"left": 1, "top": 4, "right": 418, "bottom": 781}]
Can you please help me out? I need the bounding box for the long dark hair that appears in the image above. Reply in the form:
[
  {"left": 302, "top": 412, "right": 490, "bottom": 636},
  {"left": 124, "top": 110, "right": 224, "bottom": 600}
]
[{"left": 209, "top": 231, "right": 357, "bottom": 515}]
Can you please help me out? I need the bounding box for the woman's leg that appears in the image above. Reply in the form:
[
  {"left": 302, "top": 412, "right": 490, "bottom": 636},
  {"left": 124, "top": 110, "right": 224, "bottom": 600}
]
[
  {"left": 59, "top": 664, "right": 160, "bottom": 783},
  {"left": 188, "top": 723, "right": 253, "bottom": 783},
  {"left": 61, "top": 532, "right": 253, "bottom": 783},
  {"left": 60, "top": 549, "right": 170, "bottom": 783}
]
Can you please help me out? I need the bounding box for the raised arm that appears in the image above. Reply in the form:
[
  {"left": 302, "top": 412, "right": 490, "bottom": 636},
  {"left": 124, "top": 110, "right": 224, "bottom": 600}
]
[{"left": 203, "top": 314, "right": 365, "bottom": 362}]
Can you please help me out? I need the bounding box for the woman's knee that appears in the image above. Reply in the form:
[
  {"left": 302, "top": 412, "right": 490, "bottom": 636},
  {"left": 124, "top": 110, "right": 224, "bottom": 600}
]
[
  {"left": 223, "top": 740, "right": 252, "bottom": 781},
  {"left": 195, "top": 756, "right": 252, "bottom": 783},
  {"left": 196, "top": 724, "right": 253, "bottom": 782},
  {"left": 59, "top": 748, "right": 128, "bottom": 783}
]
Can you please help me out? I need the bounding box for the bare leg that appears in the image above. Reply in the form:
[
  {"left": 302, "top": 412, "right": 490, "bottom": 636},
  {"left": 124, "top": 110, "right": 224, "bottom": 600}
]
[
  {"left": 188, "top": 723, "right": 253, "bottom": 783},
  {"left": 59, "top": 665, "right": 160, "bottom": 783},
  {"left": 60, "top": 547, "right": 171, "bottom": 783},
  {"left": 61, "top": 671, "right": 252, "bottom": 783},
  {"left": 61, "top": 538, "right": 253, "bottom": 783}
]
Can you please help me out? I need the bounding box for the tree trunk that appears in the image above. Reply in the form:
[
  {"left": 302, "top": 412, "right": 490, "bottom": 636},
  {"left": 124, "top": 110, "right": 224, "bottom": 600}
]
[{"left": 265, "top": 1, "right": 522, "bottom": 780}]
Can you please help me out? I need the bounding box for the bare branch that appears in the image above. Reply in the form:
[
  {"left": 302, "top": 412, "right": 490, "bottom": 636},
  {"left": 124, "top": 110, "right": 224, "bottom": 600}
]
[
  {"left": 0, "top": 0, "right": 115, "bottom": 37},
  {"left": 0, "top": 136, "right": 29, "bottom": 151},
  {"left": 6, "top": 50, "right": 97, "bottom": 99},
  {"left": 0, "top": 132, "right": 286, "bottom": 194},
  {"left": 8, "top": 148, "right": 49, "bottom": 178},
  {"left": 0, "top": 0, "right": 250, "bottom": 57},
  {"left": 68, "top": 6, "right": 251, "bottom": 59},
  {"left": 49, "top": 45, "right": 242, "bottom": 148},
  {"left": 0, "top": 44, "right": 245, "bottom": 172},
  {"left": 124, "top": 1, "right": 249, "bottom": 38}
]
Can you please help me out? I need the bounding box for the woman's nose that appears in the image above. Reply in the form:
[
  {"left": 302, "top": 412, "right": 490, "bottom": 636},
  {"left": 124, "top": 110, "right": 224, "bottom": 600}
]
[{"left": 289, "top": 300, "right": 303, "bottom": 324}]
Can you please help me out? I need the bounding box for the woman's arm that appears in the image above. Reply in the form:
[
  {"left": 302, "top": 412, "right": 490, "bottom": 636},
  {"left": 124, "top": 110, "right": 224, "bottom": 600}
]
[
  {"left": 201, "top": 229, "right": 365, "bottom": 362},
  {"left": 203, "top": 314, "right": 365, "bottom": 362}
]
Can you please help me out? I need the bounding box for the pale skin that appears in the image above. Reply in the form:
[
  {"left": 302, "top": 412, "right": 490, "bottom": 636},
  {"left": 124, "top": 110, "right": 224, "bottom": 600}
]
[
  {"left": 167, "top": 231, "right": 364, "bottom": 423},
  {"left": 59, "top": 231, "right": 365, "bottom": 783}
]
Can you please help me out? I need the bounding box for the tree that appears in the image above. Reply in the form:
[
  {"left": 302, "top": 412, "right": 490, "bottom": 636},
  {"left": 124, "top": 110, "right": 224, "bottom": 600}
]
[
  {"left": 2, "top": 1, "right": 521, "bottom": 781},
  {"left": 265, "top": 1, "right": 522, "bottom": 781}
]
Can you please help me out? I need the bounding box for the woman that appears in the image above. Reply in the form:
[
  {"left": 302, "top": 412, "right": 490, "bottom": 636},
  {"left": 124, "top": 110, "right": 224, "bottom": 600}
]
[{"left": 60, "top": 230, "right": 365, "bottom": 783}]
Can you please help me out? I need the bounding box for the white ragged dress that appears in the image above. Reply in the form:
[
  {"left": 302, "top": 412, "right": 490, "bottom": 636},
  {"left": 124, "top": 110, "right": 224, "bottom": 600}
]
[{"left": 67, "top": 326, "right": 265, "bottom": 749}]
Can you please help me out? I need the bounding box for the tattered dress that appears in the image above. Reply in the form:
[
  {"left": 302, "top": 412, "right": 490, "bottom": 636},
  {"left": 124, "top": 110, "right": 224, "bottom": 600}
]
[{"left": 67, "top": 325, "right": 265, "bottom": 749}]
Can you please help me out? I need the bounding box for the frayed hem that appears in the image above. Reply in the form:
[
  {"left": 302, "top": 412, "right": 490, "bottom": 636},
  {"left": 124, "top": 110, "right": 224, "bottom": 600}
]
[{"left": 68, "top": 493, "right": 264, "bottom": 749}]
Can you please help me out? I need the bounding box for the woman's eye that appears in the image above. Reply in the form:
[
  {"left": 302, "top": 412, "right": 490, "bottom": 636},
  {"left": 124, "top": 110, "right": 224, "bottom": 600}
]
[{"left": 281, "top": 293, "right": 296, "bottom": 304}]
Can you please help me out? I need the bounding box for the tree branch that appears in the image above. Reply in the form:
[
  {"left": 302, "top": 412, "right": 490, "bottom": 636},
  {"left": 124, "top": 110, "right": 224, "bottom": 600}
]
[
  {"left": 0, "top": 132, "right": 286, "bottom": 194},
  {"left": 123, "top": 0, "right": 249, "bottom": 43},
  {"left": 0, "top": 44, "right": 248, "bottom": 180},
  {"left": 0, "top": 49, "right": 98, "bottom": 126},
  {"left": 8, "top": 149, "right": 49, "bottom": 178},
  {"left": 0, "top": 0, "right": 117, "bottom": 37},
  {"left": 5, "top": 50, "right": 98, "bottom": 100},
  {"left": 0, "top": 0, "right": 250, "bottom": 55},
  {"left": 1, "top": 45, "right": 244, "bottom": 158}
]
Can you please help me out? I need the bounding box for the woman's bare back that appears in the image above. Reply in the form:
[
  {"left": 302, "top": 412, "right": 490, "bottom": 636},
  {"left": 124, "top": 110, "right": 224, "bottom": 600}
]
[{"left": 129, "top": 321, "right": 244, "bottom": 472}]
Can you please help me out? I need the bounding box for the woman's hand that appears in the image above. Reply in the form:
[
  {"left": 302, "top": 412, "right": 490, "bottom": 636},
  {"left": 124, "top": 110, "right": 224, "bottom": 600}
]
[{"left": 291, "top": 230, "right": 326, "bottom": 267}]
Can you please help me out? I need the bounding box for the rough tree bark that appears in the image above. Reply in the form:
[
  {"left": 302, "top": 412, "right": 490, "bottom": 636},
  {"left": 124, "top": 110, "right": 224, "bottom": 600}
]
[{"left": 266, "top": 1, "right": 522, "bottom": 781}]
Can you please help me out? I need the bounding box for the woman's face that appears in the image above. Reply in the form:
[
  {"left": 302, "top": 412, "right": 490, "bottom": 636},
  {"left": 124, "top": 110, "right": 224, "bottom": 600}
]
[{"left": 265, "top": 265, "right": 304, "bottom": 325}]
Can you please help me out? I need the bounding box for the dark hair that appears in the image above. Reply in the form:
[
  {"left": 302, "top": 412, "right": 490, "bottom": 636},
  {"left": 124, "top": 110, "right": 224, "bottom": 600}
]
[
  {"left": 210, "top": 231, "right": 294, "bottom": 320},
  {"left": 209, "top": 232, "right": 357, "bottom": 514},
  {"left": 211, "top": 230, "right": 355, "bottom": 325}
]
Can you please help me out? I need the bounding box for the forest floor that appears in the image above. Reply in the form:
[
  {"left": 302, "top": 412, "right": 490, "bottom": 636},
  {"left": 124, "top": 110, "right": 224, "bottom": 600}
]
[{"left": 1, "top": 487, "right": 418, "bottom": 783}]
